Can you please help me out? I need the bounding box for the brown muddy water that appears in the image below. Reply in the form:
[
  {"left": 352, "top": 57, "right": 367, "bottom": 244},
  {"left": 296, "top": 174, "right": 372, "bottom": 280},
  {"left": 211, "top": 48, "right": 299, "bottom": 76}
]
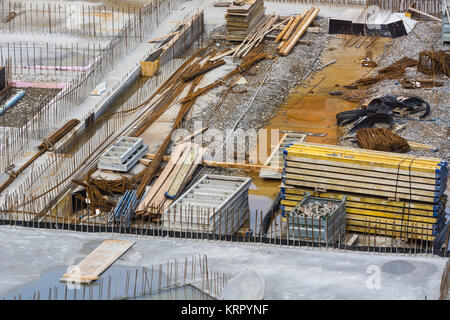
[{"left": 248, "top": 35, "right": 391, "bottom": 211}]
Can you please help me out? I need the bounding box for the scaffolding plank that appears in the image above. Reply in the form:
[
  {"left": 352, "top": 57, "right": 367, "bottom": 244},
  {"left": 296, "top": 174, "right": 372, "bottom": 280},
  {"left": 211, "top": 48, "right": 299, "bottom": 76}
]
[{"left": 60, "top": 240, "right": 135, "bottom": 284}]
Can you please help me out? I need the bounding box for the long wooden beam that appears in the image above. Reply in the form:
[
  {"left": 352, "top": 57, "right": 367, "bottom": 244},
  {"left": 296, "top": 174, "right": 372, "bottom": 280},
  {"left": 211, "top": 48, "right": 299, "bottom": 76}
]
[{"left": 141, "top": 153, "right": 280, "bottom": 172}]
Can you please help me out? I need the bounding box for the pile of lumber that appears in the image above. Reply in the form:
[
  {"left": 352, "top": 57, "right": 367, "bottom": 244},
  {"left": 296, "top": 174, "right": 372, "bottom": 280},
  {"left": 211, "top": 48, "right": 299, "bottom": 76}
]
[
  {"left": 280, "top": 142, "right": 448, "bottom": 241},
  {"left": 275, "top": 7, "right": 320, "bottom": 56},
  {"left": 136, "top": 142, "right": 205, "bottom": 221},
  {"left": 232, "top": 14, "right": 282, "bottom": 58},
  {"left": 225, "top": 0, "right": 265, "bottom": 41}
]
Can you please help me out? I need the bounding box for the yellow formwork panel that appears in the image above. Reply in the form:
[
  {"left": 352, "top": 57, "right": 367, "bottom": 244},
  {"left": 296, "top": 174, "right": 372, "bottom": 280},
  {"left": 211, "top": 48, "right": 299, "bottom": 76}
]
[
  {"left": 284, "top": 172, "right": 437, "bottom": 197},
  {"left": 284, "top": 154, "right": 440, "bottom": 179},
  {"left": 280, "top": 199, "right": 438, "bottom": 224},
  {"left": 287, "top": 141, "right": 443, "bottom": 165},
  {"left": 282, "top": 194, "right": 439, "bottom": 219},
  {"left": 347, "top": 219, "right": 434, "bottom": 236},
  {"left": 345, "top": 213, "right": 434, "bottom": 230},
  {"left": 284, "top": 159, "right": 437, "bottom": 185},
  {"left": 284, "top": 178, "right": 436, "bottom": 203},
  {"left": 284, "top": 166, "right": 437, "bottom": 191},
  {"left": 284, "top": 149, "right": 440, "bottom": 174},
  {"left": 283, "top": 187, "right": 440, "bottom": 211},
  {"left": 347, "top": 225, "right": 434, "bottom": 241},
  {"left": 284, "top": 144, "right": 442, "bottom": 171}
]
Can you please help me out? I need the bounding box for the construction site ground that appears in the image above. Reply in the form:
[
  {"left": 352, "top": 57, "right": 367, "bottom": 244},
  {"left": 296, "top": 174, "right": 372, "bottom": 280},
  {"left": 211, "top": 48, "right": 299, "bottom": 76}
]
[
  {"left": 0, "top": 0, "right": 449, "bottom": 300},
  {"left": 177, "top": 17, "right": 450, "bottom": 246}
]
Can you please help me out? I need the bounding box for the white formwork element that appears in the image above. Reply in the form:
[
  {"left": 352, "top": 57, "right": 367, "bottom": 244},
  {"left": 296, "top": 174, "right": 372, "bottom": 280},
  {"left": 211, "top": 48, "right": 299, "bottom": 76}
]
[
  {"left": 163, "top": 175, "right": 252, "bottom": 235},
  {"left": 98, "top": 144, "right": 148, "bottom": 172},
  {"left": 99, "top": 137, "right": 144, "bottom": 164},
  {"left": 259, "top": 132, "right": 306, "bottom": 179}
]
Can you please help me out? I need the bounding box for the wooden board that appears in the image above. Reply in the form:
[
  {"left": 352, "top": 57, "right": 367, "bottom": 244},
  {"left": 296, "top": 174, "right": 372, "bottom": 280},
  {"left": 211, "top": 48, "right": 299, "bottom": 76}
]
[
  {"left": 136, "top": 143, "right": 188, "bottom": 213},
  {"left": 60, "top": 240, "right": 135, "bottom": 284},
  {"left": 279, "top": 8, "right": 319, "bottom": 56}
]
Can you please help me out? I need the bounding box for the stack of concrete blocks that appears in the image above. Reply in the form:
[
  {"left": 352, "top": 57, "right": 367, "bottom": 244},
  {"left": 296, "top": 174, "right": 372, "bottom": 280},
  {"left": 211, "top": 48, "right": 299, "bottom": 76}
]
[{"left": 98, "top": 137, "right": 148, "bottom": 172}]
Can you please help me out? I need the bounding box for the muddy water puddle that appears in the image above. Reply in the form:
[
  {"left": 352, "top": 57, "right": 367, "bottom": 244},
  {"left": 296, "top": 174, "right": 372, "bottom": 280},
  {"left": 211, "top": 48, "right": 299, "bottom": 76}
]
[
  {"left": 266, "top": 36, "right": 390, "bottom": 145},
  {"left": 248, "top": 36, "right": 390, "bottom": 210}
]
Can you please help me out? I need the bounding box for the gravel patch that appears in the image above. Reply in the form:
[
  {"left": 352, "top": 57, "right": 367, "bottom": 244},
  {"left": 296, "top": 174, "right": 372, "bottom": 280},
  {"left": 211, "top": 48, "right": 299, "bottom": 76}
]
[
  {"left": 183, "top": 17, "right": 329, "bottom": 160},
  {"left": 339, "top": 21, "right": 450, "bottom": 161},
  {"left": 0, "top": 87, "right": 60, "bottom": 128}
]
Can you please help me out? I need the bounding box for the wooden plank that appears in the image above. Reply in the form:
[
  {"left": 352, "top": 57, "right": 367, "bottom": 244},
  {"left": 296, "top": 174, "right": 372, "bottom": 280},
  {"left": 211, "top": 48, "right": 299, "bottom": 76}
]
[
  {"left": 408, "top": 7, "right": 441, "bottom": 22},
  {"left": 143, "top": 153, "right": 277, "bottom": 172},
  {"left": 346, "top": 218, "right": 434, "bottom": 236},
  {"left": 279, "top": 8, "right": 319, "bottom": 56},
  {"left": 408, "top": 141, "right": 438, "bottom": 152},
  {"left": 174, "top": 127, "right": 208, "bottom": 145},
  {"left": 146, "top": 144, "right": 195, "bottom": 211},
  {"left": 280, "top": 13, "right": 305, "bottom": 42},
  {"left": 285, "top": 149, "right": 443, "bottom": 174},
  {"left": 165, "top": 144, "right": 200, "bottom": 199},
  {"left": 286, "top": 145, "right": 442, "bottom": 169},
  {"left": 263, "top": 133, "right": 287, "bottom": 166},
  {"left": 136, "top": 143, "right": 188, "bottom": 213},
  {"left": 209, "top": 48, "right": 237, "bottom": 62},
  {"left": 346, "top": 234, "right": 358, "bottom": 246},
  {"left": 345, "top": 213, "right": 435, "bottom": 230},
  {"left": 274, "top": 16, "right": 294, "bottom": 43},
  {"left": 61, "top": 240, "right": 135, "bottom": 284}
]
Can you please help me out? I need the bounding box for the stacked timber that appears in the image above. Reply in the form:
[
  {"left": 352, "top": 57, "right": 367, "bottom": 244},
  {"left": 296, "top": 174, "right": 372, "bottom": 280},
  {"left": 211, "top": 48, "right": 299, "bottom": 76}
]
[
  {"left": 135, "top": 142, "right": 205, "bottom": 221},
  {"left": 275, "top": 7, "right": 320, "bottom": 56},
  {"left": 280, "top": 142, "right": 448, "bottom": 241},
  {"left": 225, "top": 0, "right": 265, "bottom": 41}
]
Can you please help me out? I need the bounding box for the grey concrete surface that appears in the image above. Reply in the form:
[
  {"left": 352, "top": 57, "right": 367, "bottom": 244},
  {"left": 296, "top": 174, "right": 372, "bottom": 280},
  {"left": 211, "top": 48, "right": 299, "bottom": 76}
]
[{"left": 0, "top": 226, "right": 447, "bottom": 299}]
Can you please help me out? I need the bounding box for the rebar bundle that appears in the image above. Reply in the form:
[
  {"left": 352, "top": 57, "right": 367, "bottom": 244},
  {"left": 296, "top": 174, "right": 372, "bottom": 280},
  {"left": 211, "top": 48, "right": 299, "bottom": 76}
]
[
  {"left": 356, "top": 57, "right": 417, "bottom": 86},
  {"left": 356, "top": 127, "right": 410, "bottom": 153},
  {"left": 417, "top": 50, "right": 450, "bottom": 76}
]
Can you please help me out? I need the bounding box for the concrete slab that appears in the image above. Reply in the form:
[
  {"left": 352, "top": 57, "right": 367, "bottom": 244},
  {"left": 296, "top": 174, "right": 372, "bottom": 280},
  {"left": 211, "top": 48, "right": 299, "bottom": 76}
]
[
  {"left": 140, "top": 121, "right": 174, "bottom": 153},
  {"left": 0, "top": 226, "right": 447, "bottom": 299}
]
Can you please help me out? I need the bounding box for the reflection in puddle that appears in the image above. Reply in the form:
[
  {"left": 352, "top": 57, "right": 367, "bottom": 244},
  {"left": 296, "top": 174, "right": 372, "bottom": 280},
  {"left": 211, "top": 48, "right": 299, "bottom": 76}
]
[{"left": 2, "top": 264, "right": 213, "bottom": 300}]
